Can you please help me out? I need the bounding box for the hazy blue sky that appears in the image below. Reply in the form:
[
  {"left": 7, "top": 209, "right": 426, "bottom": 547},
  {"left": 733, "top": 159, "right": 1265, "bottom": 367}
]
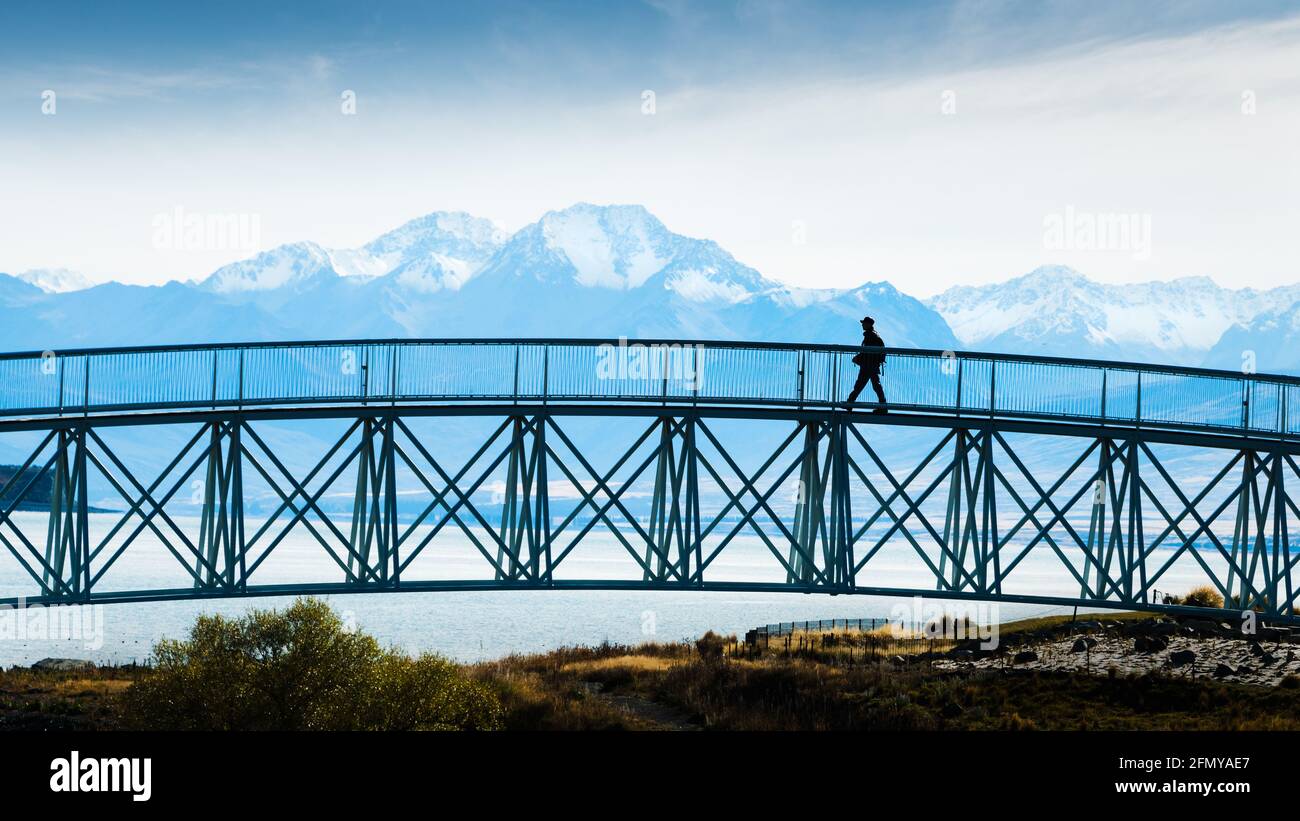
[{"left": 1, "top": 0, "right": 1297, "bottom": 293}]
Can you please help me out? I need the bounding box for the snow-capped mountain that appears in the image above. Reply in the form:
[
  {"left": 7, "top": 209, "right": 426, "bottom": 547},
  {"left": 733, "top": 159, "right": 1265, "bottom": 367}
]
[
  {"left": 1205, "top": 307, "right": 1300, "bottom": 374},
  {"left": 201, "top": 211, "right": 507, "bottom": 297},
  {"left": 0, "top": 203, "right": 957, "bottom": 352},
  {"left": 6, "top": 206, "right": 1300, "bottom": 376},
  {"left": 201, "top": 242, "right": 340, "bottom": 295},
  {"left": 450, "top": 203, "right": 950, "bottom": 347},
  {"left": 475, "top": 203, "right": 771, "bottom": 295},
  {"left": 349, "top": 211, "right": 506, "bottom": 293},
  {"left": 16, "top": 268, "right": 93, "bottom": 293},
  {"left": 927, "top": 265, "right": 1300, "bottom": 365}
]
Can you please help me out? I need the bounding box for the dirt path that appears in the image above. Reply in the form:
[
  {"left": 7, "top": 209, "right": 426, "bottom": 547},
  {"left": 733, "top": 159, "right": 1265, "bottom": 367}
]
[{"left": 579, "top": 682, "right": 700, "bottom": 730}]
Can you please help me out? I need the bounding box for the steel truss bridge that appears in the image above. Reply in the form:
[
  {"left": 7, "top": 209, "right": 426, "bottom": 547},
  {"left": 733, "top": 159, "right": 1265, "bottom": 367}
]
[{"left": 1, "top": 338, "right": 1298, "bottom": 623}]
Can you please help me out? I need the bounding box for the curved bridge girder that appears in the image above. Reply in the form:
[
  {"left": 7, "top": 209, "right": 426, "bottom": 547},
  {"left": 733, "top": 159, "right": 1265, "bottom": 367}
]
[
  {"left": 0, "top": 338, "right": 1297, "bottom": 623},
  {"left": 0, "top": 404, "right": 1295, "bottom": 625}
]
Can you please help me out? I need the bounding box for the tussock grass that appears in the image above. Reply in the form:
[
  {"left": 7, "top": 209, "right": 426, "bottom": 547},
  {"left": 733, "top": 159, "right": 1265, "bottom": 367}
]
[
  {"left": 997, "top": 611, "right": 1157, "bottom": 636},
  {"left": 561, "top": 655, "right": 679, "bottom": 675}
]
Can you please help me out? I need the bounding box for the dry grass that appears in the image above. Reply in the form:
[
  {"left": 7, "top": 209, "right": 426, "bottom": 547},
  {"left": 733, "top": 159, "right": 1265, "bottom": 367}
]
[
  {"left": 561, "top": 655, "right": 680, "bottom": 676},
  {"left": 997, "top": 611, "right": 1157, "bottom": 636},
  {"left": 51, "top": 678, "right": 134, "bottom": 697},
  {"left": 0, "top": 665, "right": 144, "bottom": 730},
  {"left": 469, "top": 618, "right": 1300, "bottom": 731}
]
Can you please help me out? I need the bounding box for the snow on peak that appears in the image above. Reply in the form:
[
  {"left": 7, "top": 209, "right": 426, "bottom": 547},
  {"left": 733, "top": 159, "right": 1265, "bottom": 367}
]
[
  {"left": 17, "top": 268, "right": 93, "bottom": 293},
  {"left": 364, "top": 211, "right": 507, "bottom": 259},
  {"left": 196, "top": 211, "right": 507, "bottom": 296},
  {"left": 536, "top": 203, "right": 672, "bottom": 289},
  {"left": 350, "top": 211, "right": 506, "bottom": 291},
  {"left": 928, "top": 266, "right": 1300, "bottom": 357},
  {"left": 202, "top": 242, "right": 336, "bottom": 293},
  {"left": 477, "top": 202, "right": 777, "bottom": 304},
  {"left": 666, "top": 268, "right": 754, "bottom": 303}
]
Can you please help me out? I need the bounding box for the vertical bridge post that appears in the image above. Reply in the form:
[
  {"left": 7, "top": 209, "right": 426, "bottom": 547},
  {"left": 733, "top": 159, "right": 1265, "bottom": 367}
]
[{"left": 43, "top": 425, "right": 89, "bottom": 600}]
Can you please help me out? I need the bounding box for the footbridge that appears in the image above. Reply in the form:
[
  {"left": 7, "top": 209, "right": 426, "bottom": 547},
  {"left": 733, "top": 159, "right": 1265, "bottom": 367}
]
[{"left": 1, "top": 338, "right": 1297, "bottom": 622}]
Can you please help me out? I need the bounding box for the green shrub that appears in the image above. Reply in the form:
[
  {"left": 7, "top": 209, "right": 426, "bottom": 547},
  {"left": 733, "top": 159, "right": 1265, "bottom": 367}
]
[
  {"left": 122, "top": 597, "right": 501, "bottom": 730},
  {"left": 695, "top": 631, "right": 729, "bottom": 662},
  {"left": 1183, "top": 585, "right": 1224, "bottom": 609}
]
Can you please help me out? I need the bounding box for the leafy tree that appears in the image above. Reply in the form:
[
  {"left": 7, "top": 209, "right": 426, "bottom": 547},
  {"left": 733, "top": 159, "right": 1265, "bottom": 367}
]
[{"left": 122, "top": 597, "right": 501, "bottom": 730}]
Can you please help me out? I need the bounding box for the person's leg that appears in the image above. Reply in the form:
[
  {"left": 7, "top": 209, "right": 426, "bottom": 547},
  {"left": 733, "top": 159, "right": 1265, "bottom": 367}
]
[
  {"left": 871, "top": 373, "right": 886, "bottom": 404},
  {"left": 846, "top": 369, "right": 869, "bottom": 404}
]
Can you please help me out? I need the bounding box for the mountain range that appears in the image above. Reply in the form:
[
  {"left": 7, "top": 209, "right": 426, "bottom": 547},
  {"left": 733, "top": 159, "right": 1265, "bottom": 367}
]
[{"left": 2, "top": 203, "right": 1298, "bottom": 374}]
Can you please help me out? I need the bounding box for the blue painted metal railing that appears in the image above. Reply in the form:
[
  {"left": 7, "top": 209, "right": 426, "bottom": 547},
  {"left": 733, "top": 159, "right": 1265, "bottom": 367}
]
[{"left": 0, "top": 338, "right": 1296, "bottom": 438}]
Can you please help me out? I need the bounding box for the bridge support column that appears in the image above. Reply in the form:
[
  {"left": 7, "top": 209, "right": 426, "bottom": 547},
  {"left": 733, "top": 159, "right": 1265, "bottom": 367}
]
[
  {"left": 1273, "top": 453, "right": 1292, "bottom": 615},
  {"left": 1125, "top": 440, "right": 1146, "bottom": 604},
  {"left": 1228, "top": 450, "right": 1289, "bottom": 615},
  {"left": 349, "top": 416, "right": 398, "bottom": 586},
  {"left": 496, "top": 415, "right": 550, "bottom": 583},
  {"left": 1081, "top": 452, "right": 1102, "bottom": 600},
  {"left": 939, "top": 429, "right": 996, "bottom": 595},
  {"left": 682, "top": 417, "right": 702, "bottom": 585},
  {"left": 826, "top": 419, "right": 853, "bottom": 588},
  {"left": 1100, "top": 441, "right": 1120, "bottom": 601},
  {"left": 644, "top": 417, "right": 686, "bottom": 583},
  {"left": 195, "top": 420, "right": 244, "bottom": 590},
  {"left": 788, "top": 422, "right": 825, "bottom": 585},
  {"left": 1086, "top": 436, "right": 1128, "bottom": 602},
  {"left": 786, "top": 420, "right": 852, "bottom": 590},
  {"left": 978, "top": 427, "right": 1000, "bottom": 595},
  {"left": 642, "top": 416, "right": 702, "bottom": 585},
  {"left": 939, "top": 430, "right": 970, "bottom": 591},
  {"left": 1082, "top": 439, "right": 1143, "bottom": 607},
  {"left": 43, "top": 427, "right": 89, "bottom": 600}
]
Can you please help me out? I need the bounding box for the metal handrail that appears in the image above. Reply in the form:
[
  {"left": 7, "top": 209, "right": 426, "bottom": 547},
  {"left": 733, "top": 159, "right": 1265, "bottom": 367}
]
[
  {"left": 2, "top": 336, "right": 1298, "bottom": 385},
  {"left": 0, "top": 338, "right": 1295, "bottom": 439}
]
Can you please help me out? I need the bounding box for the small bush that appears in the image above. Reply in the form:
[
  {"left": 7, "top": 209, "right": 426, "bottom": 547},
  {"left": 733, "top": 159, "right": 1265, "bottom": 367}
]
[
  {"left": 121, "top": 597, "right": 501, "bottom": 730},
  {"left": 695, "top": 631, "right": 729, "bottom": 662},
  {"left": 1183, "top": 585, "right": 1224, "bottom": 609}
]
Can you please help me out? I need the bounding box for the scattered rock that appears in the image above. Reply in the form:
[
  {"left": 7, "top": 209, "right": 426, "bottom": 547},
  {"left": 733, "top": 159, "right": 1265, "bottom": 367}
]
[
  {"left": 1013, "top": 650, "right": 1038, "bottom": 665},
  {"left": 1182, "top": 618, "right": 1231, "bottom": 638},
  {"left": 1258, "top": 626, "right": 1287, "bottom": 642},
  {"left": 31, "top": 658, "right": 93, "bottom": 672},
  {"left": 1214, "top": 663, "right": 1237, "bottom": 678},
  {"left": 1071, "top": 638, "right": 1090, "bottom": 653},
  {"left": 1169, "top": 649, "right": 1197, "bottom": 667},
  {"left": 1249, "top": 642, "right": 1265, "bottom": 657},
  {"left": 949, "top": 648, "right": 974, "bottom": 660},
  {"left": 1135, "top": 636, "right": 1168, "bottom": 653}
]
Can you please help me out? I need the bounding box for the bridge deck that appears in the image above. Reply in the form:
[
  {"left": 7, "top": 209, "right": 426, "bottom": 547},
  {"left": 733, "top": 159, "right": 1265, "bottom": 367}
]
[
  {"left": 1, "top": 338, "right": 1297, "bottom": 441},
  {"left": 0, "top": 339, "right": 1297, "bottom": 622}
]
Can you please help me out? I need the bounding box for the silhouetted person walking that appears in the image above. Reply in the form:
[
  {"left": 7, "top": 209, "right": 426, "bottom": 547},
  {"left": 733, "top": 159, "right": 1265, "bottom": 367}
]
[{"left": 846, "top": 315, "right": 887, "bottom": 412}]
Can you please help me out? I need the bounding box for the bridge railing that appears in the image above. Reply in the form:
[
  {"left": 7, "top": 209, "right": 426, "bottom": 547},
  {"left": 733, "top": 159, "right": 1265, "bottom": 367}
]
[{"left": 0, "top": 339, "right": 1296, "bottom": 438}]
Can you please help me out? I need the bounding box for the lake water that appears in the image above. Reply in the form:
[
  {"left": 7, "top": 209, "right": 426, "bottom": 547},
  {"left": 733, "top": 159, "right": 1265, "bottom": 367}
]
[{"left": 0, "top": 511, "right": 1218, "bottom": 665}]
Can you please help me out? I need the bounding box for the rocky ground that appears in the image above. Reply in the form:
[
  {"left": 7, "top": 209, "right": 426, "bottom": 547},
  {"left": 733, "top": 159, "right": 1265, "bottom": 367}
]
[{"left": 935, "top": 617, "right": 1300, "bottom": 686}]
